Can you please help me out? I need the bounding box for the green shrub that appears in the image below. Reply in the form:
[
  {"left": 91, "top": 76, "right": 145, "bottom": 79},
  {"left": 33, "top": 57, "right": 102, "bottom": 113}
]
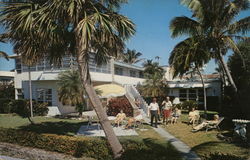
[
  {"left": 181, "top": 100, "right": 198, "bottom": 111},
  {"left": 9, "top": 99, "right": 48, "bottom": 117},
  {"left": 0, "top": 98, "right": 12, "bottom": 113},
  {"left": 203, "top": 152, "right": 245, "bottom": 160},
  {"left": 0, "top": 128, "right": 112, "bottom": 160}
]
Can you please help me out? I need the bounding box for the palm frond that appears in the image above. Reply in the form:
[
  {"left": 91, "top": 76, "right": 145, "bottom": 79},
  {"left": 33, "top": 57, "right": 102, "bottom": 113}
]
[{"left": 170, "top": 16, "right": 201, "bottom": 38}]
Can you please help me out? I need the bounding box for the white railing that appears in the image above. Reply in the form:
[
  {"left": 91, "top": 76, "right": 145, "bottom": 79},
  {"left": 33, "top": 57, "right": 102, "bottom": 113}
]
[{"left": 124, "top": 85, "right": 149, "bottom": 116}]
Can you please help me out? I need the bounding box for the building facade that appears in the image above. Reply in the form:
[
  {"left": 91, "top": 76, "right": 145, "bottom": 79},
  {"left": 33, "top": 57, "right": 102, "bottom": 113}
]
[
  {"left": 12, "top": 54, "right": 145, "bottom": 115},
  {"left": 11, "top": 54, "right": 222, "bottom": 115}
]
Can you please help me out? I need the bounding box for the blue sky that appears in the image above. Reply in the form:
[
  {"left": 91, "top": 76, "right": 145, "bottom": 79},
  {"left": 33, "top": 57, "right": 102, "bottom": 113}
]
[{"left": 0, "top": 0, "right": 249, "bottom": 73}]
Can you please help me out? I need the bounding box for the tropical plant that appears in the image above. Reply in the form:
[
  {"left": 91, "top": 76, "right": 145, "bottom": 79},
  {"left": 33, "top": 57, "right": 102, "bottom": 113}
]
[
  {"left": 57, "top": 70, "right": 86, "bottom": 116},
  {"left": 227, "top": 39, "right": 250, "bottom": 118},
  {"left": 169, "top": 37, "right": 210, "bottom": 116},
  {"left": 170, "top": 0, "right": 250, "bottom": 93},
  {"left": 139, "top": 60, "right": 168, "bottom": 97},
  {"left": 122, "top": 49, "right": 143, "bottom": 64},
  {"left": 1, "top": 0, "right": 135, "bottom": 157},
  {"left": 143, "top": 59, "right": 165, "bottom": 78}
]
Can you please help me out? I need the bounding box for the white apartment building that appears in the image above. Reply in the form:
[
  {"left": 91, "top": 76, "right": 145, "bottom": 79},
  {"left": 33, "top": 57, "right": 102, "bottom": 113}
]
[
  {"left": 11, "top": 54, "right": 145, "bottom": 115},
  {"left": 10, "top": 54, "right": 221, "bottom": 115}
]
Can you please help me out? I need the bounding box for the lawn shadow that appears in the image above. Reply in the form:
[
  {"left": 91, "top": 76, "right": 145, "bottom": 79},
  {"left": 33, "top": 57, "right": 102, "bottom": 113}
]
[
  {"left": 120, "top": 138, "right": 181, "bottom": 160},
  {"left": 18, "top": 121, "right": 87, "bottom": 136},
  {"left": 192, "top": 141, "right": 249, "bottom": 159}
]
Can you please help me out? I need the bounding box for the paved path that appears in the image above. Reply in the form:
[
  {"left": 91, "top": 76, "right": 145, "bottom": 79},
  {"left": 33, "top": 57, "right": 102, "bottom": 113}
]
[
  {"left": 77, "top": 124, "right": 138, "bottom": 136},
  {"left": 143, "top": 115, "right": 201, "bottom": 160},
  {"left": 0, "top": 155, "right": 24, "bottom": 160}
]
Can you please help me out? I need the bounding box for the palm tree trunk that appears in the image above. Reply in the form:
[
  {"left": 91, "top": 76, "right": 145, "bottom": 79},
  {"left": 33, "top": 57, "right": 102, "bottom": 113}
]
[
  {"left": 28, "top": 66, "right": 34, "bottom": 118},
  {"left": 196, "top": 66, "right": 207, "bottom": 118},
  {"left": 77, "top": 52, "right": 123, "bottom": 159},
  {"left": 218, "top": 52, "right": 238, "bottom": 93}
]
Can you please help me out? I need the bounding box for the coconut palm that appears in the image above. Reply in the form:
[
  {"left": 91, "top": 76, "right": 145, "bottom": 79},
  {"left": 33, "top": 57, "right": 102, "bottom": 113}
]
[
  {"left": 122, "top": 49, "right": 143, "bottom": 64},
  {"left": 169, "top": 37, "right": 210, "bottom": 116},
  {"left": 170, "top": 0, "right": 250, "bottom": 93},
  {"left": 1, "top": 0, "right": 135, "bottom": 157}
]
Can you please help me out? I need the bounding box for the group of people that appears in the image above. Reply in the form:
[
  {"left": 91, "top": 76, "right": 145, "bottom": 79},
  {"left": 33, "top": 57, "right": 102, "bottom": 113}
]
[
  {"left": 148, "top": 97, "right": 181, "bottom": 128},
  {"left": 113, "top": 96, "right": 220, "bottom": 132}
]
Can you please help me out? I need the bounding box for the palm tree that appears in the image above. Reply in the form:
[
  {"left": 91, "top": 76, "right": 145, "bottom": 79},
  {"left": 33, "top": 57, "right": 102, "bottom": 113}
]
[
  {"left": 170, "top": 0, "right": 250, "bottom": 93},
  {"left": 123, "top": 49, "right": 143, "bottom": 64},
  {"left": 169, "top": 37, "right": 210, "bottom": 116},
  {"left": 139, "top": 60, "right": 167, "bottom": 97},
  {"left": 1, "top": 0, "right": 135, "bottom": 158},
  {"left": 140, "top": 72, "right": 168, "bottom": 97},
  {"left": 57, "top": 70, "right": 86, "bottom": 116},
  {"left": 143, "top": 59, "right": 165, "bottom": 78}
]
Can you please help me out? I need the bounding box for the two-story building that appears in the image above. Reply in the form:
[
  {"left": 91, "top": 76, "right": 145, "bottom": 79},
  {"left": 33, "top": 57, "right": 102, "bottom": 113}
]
[{"left": 10, "top": 54, "right": 145, "bottom": 115}]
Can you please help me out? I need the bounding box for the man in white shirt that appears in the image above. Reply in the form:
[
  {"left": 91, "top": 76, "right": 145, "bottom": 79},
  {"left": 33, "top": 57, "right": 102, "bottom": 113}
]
[{"left": 148, "top": 97, "right": 160, "bottom": 128}]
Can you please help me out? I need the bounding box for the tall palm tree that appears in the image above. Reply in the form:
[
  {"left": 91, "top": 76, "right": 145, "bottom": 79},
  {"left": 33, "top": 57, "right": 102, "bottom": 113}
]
[
  {"left": 123, "top": 49, "right": 143, "bottom": 64},
  {"left": 169, "top": 37, "right": 210, "bottom": 116},
  {"left": 1, "top": 0, "right": 135, "bottom": 157},
  {"left": 170, "top": 0, "right": 250, "bottom": 93}
]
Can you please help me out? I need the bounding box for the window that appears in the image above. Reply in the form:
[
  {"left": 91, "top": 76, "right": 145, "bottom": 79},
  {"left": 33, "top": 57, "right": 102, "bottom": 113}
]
[
  {"left": 16, "top": 59, "right": 22, "bottom": 73},
  {"left": 139, "top": 71, "right": 144, "bottom": 78},
  {"left": 115, "top": 67, "right": 123, "bottom": 75},
  {"left": 179, "top": 89, "right": 187, "bottom": 101},
  {"left": 189, "top": 89, "right": 197, "bottom": 101},
  {"left": 198, "top": 89, "right": 204, "bottom": 103},
  {"left": 130, "top": 70, "right": 136, "bottom": 77},
  {"left": 36, "top": 88, "right": 52, "bottom": 106}
]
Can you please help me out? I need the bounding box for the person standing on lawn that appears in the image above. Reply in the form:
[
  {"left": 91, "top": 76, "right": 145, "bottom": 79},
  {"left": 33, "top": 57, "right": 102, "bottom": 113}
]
[
  {"left": 149, "top": 97, "right": 160, "bottom": 128},
  {"left": 161, "top": 96, "right": 172, "bottom": 125}
]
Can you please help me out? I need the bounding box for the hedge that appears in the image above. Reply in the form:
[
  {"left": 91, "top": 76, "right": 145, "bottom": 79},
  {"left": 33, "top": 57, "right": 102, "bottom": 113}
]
[
  {"left": 0, "top": 128, "right": 181, "bottom": 160},
  {"left": 0, "top": 128, "right": 112, "bottom": 160},
  {"left": 203, "top": 152, "right": 246, "bottom": 160}
]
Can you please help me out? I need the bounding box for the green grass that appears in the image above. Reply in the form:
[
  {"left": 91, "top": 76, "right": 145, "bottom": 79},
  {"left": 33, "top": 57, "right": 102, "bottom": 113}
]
[
  {"left": 163, "top": 113, "right": 250, "bottom": 159},
  {"left": 0, "top": 114, "right": 182, "bottom": 160},
  {"left": 0, "top": 114, "right": 86, "bottom": 136}
]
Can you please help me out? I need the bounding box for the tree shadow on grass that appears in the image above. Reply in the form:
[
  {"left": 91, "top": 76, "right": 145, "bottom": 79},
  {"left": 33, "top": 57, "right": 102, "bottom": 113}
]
[
  {"left": 120, "top": 138, "right": 181, "bottom": 160},
  {"left": 18, "top": 121, "right": 88, "bottom": 136},
  {"left": 191, "top": 141, "right": 249, "bottom": 159}
]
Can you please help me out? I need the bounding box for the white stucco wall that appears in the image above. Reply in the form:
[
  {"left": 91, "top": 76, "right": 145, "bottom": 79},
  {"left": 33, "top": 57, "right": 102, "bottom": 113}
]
[{"left": 22, "top": 80, "right": 59, "bottom": 106}]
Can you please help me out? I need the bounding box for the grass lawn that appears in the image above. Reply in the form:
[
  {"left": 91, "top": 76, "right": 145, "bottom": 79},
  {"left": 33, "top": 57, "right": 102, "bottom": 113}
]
[
  {"left": 163, "top": 113, "right": 250, "bottom": 159},
  {"left": 0, "top": 114, "right": 182, "bottom": 160}
]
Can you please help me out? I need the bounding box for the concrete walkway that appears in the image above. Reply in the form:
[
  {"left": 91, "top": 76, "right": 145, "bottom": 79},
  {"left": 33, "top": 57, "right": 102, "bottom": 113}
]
[
  {"left": 0, "top": 155, "right": 24, "bottom": 160},
  {"left": 143, "top": 116, "right": 201, "bottom": 160}
]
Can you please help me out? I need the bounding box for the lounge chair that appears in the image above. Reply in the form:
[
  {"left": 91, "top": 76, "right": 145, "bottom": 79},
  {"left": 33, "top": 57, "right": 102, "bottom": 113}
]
[{"left": 205, "top": 117, "right": 224, "bottom": 132}]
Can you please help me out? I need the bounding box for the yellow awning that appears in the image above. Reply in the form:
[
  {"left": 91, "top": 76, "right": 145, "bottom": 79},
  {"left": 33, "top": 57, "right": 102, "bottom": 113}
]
[{"left": 94, "top": 84, "right": 126, "bottom": 98}]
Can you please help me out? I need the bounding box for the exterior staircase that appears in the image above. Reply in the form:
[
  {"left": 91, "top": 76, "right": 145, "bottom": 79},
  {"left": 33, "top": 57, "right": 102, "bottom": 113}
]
[{"left": 124, "top": 85, "right": 149, "bottom": 117}]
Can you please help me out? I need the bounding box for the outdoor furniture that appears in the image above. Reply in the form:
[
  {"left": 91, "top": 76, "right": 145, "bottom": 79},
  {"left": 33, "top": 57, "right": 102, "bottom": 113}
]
[
  {"left": 232, "top": 119, "right": 250, "bottom": 141},
  {"left": 205, "top": 117, "right": 224, "bottom": 132},
  {"left": 87, "top": 116, "right": 101, "bottom": 130},
  {"left": 133, "top": 119, "right": 144, "bottom": 130}
]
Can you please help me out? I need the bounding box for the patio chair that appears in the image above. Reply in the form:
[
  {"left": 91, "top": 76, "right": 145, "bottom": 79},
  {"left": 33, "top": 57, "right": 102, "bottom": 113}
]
[
  {"left": 87, "top": 116, "right": 101, "bottom": 130},
  {"left": 205, "top": 117, "right": 224, "bottom": 132},
  {"left": 133, "top": 116, "right": 144, "bottom": 130}
]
